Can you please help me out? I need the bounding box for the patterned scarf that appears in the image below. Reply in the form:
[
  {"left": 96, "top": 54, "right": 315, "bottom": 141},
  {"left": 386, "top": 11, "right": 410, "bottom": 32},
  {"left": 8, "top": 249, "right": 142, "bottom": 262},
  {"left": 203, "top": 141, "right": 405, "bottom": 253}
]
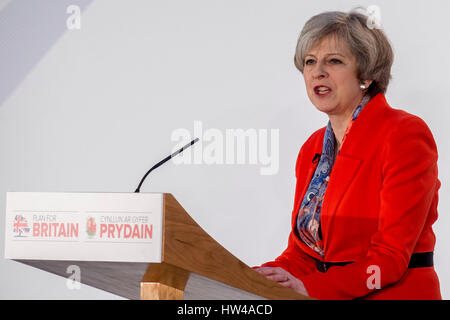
[{"left": 296, "top": 96, "right": 370, "bottom": 257}]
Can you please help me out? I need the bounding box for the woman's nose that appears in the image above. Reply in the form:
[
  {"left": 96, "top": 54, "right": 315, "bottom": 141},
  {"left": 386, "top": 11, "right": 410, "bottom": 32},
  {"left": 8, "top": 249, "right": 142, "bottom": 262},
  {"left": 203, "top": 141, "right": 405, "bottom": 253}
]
[{"left": 312, "top": 62, "right": 328, "bottom": 79}]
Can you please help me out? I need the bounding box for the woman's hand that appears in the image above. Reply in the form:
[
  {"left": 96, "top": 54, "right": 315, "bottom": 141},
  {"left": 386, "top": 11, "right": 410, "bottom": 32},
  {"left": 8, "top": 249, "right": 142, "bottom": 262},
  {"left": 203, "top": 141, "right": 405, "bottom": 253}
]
[{"left": 254, "top": 267, "right": 309, "bottom": 297}]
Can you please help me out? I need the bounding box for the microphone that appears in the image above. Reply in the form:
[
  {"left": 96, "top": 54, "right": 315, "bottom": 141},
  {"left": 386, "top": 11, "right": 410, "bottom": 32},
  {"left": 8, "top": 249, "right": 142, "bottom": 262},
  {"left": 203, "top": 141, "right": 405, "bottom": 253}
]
[
  {"left": 134, "top": 137, "right": 200, "bottom": 193},
  {"left": 312, "top": 153, "right": 321, "bottom": 164}
]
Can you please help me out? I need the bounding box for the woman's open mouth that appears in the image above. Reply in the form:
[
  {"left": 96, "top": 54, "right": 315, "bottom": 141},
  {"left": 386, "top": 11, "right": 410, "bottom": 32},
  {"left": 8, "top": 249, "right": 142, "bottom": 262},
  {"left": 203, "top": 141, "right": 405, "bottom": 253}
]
[{"left": 314, "top": 85, "right": 332, "bottom": 97}]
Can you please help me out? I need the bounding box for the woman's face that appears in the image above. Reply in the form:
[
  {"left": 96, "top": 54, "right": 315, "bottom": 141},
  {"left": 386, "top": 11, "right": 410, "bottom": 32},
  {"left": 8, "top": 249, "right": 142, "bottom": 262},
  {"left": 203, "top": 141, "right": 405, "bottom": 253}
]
[{"left": 303, "top": 36, "right": 366, "bottom": 117}]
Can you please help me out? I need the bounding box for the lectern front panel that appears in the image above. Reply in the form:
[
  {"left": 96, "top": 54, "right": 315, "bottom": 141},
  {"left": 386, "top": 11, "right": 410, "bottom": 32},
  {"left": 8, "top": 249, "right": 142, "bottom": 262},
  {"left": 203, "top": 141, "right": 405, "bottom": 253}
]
[{"left": 4, "top": 192, "right": 164, "bottom": 263}]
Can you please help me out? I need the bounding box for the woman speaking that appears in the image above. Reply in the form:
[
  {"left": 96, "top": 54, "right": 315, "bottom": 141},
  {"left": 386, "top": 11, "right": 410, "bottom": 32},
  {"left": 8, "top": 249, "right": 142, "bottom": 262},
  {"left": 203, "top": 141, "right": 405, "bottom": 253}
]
[{"left": 254, "top": 9, "right": 441, "bottom": 299}]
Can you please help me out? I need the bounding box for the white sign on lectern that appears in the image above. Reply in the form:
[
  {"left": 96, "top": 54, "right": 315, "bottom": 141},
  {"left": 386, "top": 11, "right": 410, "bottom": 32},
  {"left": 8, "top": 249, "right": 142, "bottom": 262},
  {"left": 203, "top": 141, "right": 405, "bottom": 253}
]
[{"left": 4, "top": 192, "right": 163, "bottom": 262}]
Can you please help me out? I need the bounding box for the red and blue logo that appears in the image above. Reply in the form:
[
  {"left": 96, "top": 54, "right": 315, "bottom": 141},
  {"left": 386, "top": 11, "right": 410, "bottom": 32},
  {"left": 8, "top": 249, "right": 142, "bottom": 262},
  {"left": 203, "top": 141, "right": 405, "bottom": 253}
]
[{"left": 13, "top": 214, "right": 31, "bottom": 237}]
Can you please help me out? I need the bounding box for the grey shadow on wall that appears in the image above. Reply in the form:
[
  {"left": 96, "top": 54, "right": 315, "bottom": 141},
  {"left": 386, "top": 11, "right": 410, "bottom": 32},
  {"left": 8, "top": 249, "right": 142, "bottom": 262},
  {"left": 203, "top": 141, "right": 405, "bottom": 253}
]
[{"left": 0, "top": 0, "right": 94, "bottom": 108}]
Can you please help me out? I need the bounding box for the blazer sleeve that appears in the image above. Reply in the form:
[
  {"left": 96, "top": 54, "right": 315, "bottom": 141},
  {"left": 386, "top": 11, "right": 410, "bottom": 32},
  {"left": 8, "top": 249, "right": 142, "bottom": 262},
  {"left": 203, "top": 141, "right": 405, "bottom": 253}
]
[
  {"left": 299, "top": 116, "right": 439, "bottom": 299},
  {"left": 259, "top": 145, "right": 318, "bottom": 278},
  {"left": 260, "top": 232, "right": 317, "bottom": 277}
]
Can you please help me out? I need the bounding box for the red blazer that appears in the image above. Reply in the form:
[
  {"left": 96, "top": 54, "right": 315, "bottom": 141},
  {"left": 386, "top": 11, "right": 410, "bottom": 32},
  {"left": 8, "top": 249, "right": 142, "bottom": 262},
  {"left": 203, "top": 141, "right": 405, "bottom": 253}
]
[{"left": 262, "top": 93, "right": 441, "bottom": 299}]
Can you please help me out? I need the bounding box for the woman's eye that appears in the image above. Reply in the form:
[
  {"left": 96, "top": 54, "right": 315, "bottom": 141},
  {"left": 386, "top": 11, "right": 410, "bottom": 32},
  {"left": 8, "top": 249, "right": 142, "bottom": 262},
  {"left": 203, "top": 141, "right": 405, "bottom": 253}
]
[
  {"left": 304, "top": 59, "right": 315, "bottom": 65},
  {"left": 330, "top": 58, "right": 342, "bottom": 64}
]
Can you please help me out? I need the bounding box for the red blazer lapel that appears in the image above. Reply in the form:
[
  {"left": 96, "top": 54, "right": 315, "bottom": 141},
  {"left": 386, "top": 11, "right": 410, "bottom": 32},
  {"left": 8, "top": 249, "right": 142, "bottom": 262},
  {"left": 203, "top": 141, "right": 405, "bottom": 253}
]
[
  {"left": 321, "top": 155, "right": 363, "bottom": 249},
  {"left": 319, "top": 94, "right": 390, "bottom": 256},
  {"left": 292, "top": 129, "right": 325, "bottom": 220},
  {"left": 291, "top": 129, "right": 325, "bottom": 260}
]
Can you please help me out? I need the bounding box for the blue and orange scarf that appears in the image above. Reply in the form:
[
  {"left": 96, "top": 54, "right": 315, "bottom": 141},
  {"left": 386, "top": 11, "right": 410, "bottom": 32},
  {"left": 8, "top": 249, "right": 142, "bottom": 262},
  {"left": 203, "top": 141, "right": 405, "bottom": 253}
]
[{"left": 296, "top": 96, "right": 370, "bottom": 257}]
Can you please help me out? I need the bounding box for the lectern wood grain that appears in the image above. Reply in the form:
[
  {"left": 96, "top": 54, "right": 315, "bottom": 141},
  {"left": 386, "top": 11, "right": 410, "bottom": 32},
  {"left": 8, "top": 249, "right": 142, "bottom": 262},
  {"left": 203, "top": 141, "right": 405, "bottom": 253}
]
[
  {"left": 161, "top": 194, "right": 310, "bottom": 300},
  {"left": 141, "top": 283, "right": 184, "bottom": 300},
  {"left": 141, "top": 262, "right": 190, "bottom": 299}
]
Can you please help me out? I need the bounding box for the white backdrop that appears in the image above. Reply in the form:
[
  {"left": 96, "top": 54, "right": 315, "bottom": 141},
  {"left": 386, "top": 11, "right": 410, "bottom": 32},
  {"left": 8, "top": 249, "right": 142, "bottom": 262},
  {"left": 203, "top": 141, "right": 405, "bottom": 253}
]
[{"left": 0, "top": 0, "right": 449, "bottom": 299}]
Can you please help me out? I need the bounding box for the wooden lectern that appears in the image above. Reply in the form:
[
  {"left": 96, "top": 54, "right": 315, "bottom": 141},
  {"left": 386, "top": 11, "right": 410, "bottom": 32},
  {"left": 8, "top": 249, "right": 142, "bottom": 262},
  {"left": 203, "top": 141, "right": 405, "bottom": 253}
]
[{"left": 6, "top": 193, "right": 309, "bottom": 300}]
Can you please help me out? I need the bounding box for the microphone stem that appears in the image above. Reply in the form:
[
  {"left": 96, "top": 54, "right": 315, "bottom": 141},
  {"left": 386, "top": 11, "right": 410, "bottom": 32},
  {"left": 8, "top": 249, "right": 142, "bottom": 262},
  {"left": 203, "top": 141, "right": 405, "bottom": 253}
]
[{"left": 134, "top": 138, "right": 199, "bottom": 193}]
